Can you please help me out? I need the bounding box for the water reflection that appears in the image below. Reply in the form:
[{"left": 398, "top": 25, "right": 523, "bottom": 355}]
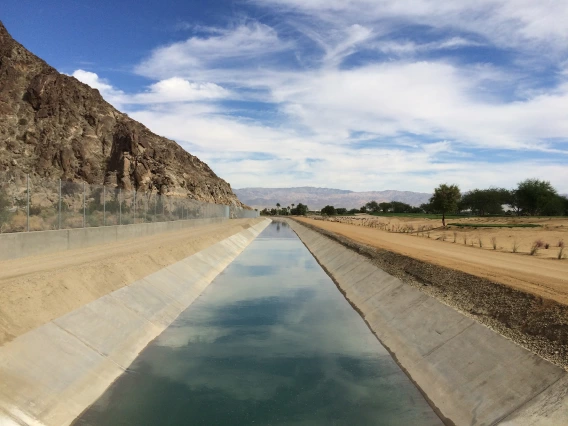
[{"left": 75, "top": 222, "right": 441, "bottom": 426}]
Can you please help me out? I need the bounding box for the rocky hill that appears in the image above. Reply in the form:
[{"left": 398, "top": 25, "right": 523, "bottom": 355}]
[
  {"left": 234, "top": 187, "right": 431, "bottom": 210},
  {"left": 0, "top": 21, "right": 244, "bottom": 206}
]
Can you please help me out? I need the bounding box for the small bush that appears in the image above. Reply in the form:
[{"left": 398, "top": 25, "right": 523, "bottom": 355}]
[
  {"left": 512, "top": 239, "right": 520, "bottom": 253},
  {"left": 544, "top": 243, "right": 550, "bottom": 249},
  {"left": 530, "top": 239, "right": 545, "bottom": 256}
]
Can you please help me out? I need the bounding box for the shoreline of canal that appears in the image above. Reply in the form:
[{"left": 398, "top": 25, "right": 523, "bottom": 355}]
[
  {"left": 0, "top": 219, "right": 271, "bottom": 426},
  {"left": 287, "top": 218, "right": 568, "bottom": 426},
  {"left": 75, "top": 220, "right": 442, "bottom": 426}
]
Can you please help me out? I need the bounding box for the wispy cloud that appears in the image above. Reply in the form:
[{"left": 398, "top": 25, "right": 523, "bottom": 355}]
[
  {"left": 72, "top": 1, "right": 568, "bottom": 193},
  {"left": 135, "top": 22, "right": 292, "bottom": 79}
]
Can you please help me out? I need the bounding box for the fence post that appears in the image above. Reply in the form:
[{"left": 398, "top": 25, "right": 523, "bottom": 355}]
[
  {"left": 103, "top": 185, "right": 106, "bottom": 226},
  {"left": 58, "top": 179, "right": 62, "bottom": 230},
  {"left": 26, "top": 174, "right": 29, "bottom": 232},
  {"left": 119, "top": 188, "right": 122, "bottom": 225},
  {"left": 83, "top": 182, "right": 86, "bottom": 228}
]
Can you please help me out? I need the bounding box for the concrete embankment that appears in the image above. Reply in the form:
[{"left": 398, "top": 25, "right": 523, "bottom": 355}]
[
  {"left": 0, "top": 217, "right": 228, "bottom": 262},
  {"left": 288, "top": 219, "right": 568, "bottom": 426},
  {"left": 0, "top": 219, "right": 270, "bottom": 426}
]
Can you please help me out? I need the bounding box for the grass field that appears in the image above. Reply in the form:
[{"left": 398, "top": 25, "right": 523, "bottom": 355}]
[
  {"left": 447, "top": 223, "right": 541, "bottom": 228},
  {"left": 369, "top": 212, "right": 467, "bottom": 219}
]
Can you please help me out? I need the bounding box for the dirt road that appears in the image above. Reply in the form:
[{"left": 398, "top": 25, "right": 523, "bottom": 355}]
[
  {"left": 296, "top": 217, "right": 568, "bottom": 305},
  {"left": 0, "top": 218, "right": 263, "bottom": 346}
]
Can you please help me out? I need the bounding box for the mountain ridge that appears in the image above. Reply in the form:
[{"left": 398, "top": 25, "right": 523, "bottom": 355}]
[
  {"left": 0, "top": 21, "right": 244, "bottom": 207},
  {"left": 234, "top": 187, "right": 431, "bottom": 210}
]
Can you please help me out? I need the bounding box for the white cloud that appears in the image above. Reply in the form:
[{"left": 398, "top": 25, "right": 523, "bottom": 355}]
[
  {"left": 72, "top": 2, "right": 568, "bottom": 194},
  {"left": 72, "top": 71, "right": 230, "bottom": 106},
  {"left": 129, "top": 78, "right": 230, "bottom": 103},
  {"left": 255, "top": 0, "right": 568, "bottom": 53},
  {"left": 135, "top": 22, "right": 291, "bottom": 79},
  {"left": 72, "top": 69, "right": 126, "bottom": 106}
]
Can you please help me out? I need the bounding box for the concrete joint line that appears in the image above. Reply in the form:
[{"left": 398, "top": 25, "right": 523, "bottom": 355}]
[
  {"left": 423, "top": 322, "right": 476, "bottom": 358},
  {"left": 51, "top": 321, "right": 126, "bottom": 372},
  {"left": 491, "top": 375, "right": 564, "bottom": 426}
]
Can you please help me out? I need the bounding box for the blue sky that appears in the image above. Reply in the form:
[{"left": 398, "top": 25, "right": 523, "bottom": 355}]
[{"left": 3, "top": 0, "right": 568, "bottom": 192}]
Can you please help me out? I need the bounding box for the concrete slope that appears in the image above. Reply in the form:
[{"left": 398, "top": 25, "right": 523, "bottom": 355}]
[
  {"left": 0, "top": 219, "right": 270, "bottom": 426},
  {"left": 288, "top": 220, "right": 568, "bottom": 426}
]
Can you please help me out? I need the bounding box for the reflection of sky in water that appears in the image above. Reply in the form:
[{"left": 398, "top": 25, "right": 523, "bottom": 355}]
[{"left": 75, "top": 222, "right": 441, "bottom": 426}]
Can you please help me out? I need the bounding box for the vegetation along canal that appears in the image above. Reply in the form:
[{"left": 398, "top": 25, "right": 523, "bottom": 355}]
[{"left": 74, "top": 221, "right": 441, "bottom": 425}]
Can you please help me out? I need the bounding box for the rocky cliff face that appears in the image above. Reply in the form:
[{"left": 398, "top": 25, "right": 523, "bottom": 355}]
[{"left": 0, "top": 21, "right": 244, "bottom": 206}]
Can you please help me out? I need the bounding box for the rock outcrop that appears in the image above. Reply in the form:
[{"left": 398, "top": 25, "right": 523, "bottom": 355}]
[{"left": 0, "top": 21, "right": 244, "bottom": 206}]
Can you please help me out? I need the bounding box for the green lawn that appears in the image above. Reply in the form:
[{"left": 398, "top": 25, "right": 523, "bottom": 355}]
[
  {"left": 368, "top": 212, "right": 466, "bottom": 219},
  {"left": 447, "top": 223, "right": 541, "bottom": 228}
]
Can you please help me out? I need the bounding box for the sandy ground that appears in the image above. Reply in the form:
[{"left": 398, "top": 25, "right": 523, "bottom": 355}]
[
  {"left": 0, "top": 218, "right": 263, "bottom": 347},
  {"left": 296, "top": 217, "right": 568, "bottom": 306},
  {"left": 324, "top": 214, "right": 568, "bottom": 259}
]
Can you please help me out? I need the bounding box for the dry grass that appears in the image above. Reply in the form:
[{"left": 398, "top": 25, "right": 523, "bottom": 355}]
[
  {"left": 512, "top": 239, "right": 520, "bottom": 253},
  {"left": 531, "top": 239, "right": 545, "bottom": 256},
  {"left": 311, "top": 214, "right": 568, "bottom": 259}
]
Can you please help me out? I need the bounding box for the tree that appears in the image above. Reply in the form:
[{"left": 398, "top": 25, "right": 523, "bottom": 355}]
[
  {"left": 430, "top": 184, "right": 461, "bottom": 227},
  {"left": 391, "top": 201, "right": 413, "bottom": 213},
  {"left": 291, "top": 203, "right": 308, "bottom": 215},
  {"left": 420, "top": 202, "right": 435, "bottom": 214},
  {"left": 460, "top": 188, "right": 508, "bottom": 216},
  {"left": 321, "top": 205, "right": 336, "bottom": 215},
  {"left": 378, "top": 202, "right": 392, "bottom": 213},
  {"left": 515, "top": 179, "right": 559, "bottom": 216},
  {"left": 336, "top": 207, "right": 348, "bottom": 215},
  {"left": 276, "top": 203, "right": 281, "bottom": 214},
  {"left": 359, "top": 205, "right": 367, "bottom": 213},
  {"left": 365, "top": 201, "right": 380, "bottom": 213}
]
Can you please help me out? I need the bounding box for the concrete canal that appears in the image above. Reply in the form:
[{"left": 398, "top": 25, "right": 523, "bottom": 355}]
[{"left": 74, "top": 221, "right": 441, "bottom": 425}]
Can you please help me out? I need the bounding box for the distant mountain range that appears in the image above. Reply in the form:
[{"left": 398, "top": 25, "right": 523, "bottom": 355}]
[{"left": 234, "top": 187, "right": 431, "bottom": 210}]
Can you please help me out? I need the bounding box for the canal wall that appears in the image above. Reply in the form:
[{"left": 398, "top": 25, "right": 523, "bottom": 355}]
[
  {"left": 0, "top": 217, "right": 229, "bottom": 262},
  {"left": 288, "top": 219, "right": 568, "bottom": 426},
  {"left": 0, "top": 219, "right": 271, "bottom": 426}
]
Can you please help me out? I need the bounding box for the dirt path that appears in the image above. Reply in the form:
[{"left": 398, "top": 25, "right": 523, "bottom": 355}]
[
  {"left": 0, "top": 218, "right": 263, "bottom": 346},
  {"left": 296, "top": 217, "right": 568, "bottom": 305}
]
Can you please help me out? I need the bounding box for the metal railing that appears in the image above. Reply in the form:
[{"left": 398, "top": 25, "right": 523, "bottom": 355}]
[{"left": 0, "top": 173, "right": 257, "bottom": 233}]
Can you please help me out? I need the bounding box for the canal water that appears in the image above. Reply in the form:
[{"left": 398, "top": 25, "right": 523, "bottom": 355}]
[{"left": 75, "top": 221, "right": 441, "bottom": 425}]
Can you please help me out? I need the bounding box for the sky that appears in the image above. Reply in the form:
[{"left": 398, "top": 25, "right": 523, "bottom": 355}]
[{"left": 2, "top": 0, "right": 568, "bottom": 193}]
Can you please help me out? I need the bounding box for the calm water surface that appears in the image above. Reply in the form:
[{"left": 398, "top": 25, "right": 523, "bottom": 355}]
[{"left": 75, "top": 221, "right": 441, "bottom": 426}]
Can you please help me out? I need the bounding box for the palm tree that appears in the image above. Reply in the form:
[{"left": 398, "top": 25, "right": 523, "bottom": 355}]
[{"left": 276, "top": 203, "right": 281, "bottom": 215}]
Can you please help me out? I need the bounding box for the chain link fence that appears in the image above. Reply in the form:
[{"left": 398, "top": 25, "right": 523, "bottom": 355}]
[{"left": 0, "top": 174, "right": 258, "bottom": 233}]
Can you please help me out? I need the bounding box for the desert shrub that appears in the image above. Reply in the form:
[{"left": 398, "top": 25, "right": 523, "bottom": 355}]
[
  {"left": 512, "top": 239, "right": 520, "bottom": 253},
  {"left": 29, "top": 215, "right": 46, "bottom": 231},
  {"left": 544, "top": 243, "right": 550, "bottom": 249},
  {"left": 530, "top": 239, "right": 545, "bottom": 255}
]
